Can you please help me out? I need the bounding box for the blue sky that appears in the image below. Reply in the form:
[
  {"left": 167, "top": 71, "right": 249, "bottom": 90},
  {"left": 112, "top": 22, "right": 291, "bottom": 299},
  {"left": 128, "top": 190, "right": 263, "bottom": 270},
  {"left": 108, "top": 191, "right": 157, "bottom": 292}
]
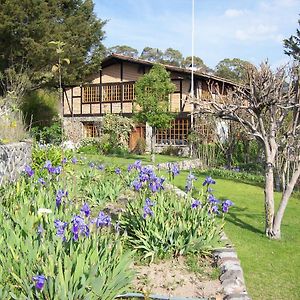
[{"left": 94, "top": 0, "right": 300, "bottom": 68}]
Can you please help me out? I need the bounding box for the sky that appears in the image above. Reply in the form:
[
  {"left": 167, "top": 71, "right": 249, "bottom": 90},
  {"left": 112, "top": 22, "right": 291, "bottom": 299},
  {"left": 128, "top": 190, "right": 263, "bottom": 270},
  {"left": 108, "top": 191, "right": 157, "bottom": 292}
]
[{"left": 94, "top": 0, "right": 300, "bottom": 69}]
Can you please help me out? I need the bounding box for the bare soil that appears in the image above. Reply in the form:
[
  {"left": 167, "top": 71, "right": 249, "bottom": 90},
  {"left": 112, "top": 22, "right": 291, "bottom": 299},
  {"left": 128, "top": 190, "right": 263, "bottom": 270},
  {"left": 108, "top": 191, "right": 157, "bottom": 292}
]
[{"left": 132, "top": 256, "right": 223, "bottom": 299}]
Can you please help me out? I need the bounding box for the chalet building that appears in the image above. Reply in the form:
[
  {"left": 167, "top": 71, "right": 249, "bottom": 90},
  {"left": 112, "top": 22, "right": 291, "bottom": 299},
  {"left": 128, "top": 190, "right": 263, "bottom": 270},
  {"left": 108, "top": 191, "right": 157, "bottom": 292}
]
[{"left": 62, "top": 54, "right": 235, "bottom": 153}]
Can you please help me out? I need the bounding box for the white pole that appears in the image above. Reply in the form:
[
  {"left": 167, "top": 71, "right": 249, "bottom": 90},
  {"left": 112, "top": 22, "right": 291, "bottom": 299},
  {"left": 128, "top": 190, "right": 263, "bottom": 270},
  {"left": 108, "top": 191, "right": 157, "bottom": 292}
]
[{"left": 190, "top": 0, "right": 195, "bottom": 157}]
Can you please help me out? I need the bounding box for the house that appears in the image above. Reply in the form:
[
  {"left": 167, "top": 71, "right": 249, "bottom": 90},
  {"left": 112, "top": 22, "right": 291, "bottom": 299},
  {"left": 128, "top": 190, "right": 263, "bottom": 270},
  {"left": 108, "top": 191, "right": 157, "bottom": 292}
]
[{"left": 62, "top": 54, "right": 235, "bottom": 153}]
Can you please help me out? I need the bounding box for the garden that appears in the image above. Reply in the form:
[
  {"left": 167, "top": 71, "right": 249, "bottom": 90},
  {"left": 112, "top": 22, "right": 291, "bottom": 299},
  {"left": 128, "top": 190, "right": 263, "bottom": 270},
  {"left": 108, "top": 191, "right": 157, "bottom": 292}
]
[{"left": 0, "top": 144, "right": 235, "bottom": 299}]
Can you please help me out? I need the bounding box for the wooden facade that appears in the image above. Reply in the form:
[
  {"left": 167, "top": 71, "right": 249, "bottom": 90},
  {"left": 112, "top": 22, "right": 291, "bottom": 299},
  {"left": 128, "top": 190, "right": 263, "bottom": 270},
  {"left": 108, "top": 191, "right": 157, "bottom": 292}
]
[{"left": 63, "top": 54, "right": 234, "bottom": 150}]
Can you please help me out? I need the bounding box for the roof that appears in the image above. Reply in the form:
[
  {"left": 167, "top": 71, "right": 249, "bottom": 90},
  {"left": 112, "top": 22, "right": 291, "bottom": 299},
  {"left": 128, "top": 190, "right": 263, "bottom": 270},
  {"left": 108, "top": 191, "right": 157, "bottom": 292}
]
[{"left": 101, "top": 53, "right": 238, "bottom": 86}]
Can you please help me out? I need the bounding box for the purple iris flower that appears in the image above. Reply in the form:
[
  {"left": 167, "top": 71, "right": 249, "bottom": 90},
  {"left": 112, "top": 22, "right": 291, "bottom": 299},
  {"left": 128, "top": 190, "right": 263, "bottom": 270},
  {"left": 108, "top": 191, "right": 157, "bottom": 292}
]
[
  {"left": 133, "top": 160, "right": 142, "bottom": 170},
  {"left": 132, "top": 180, "right": 143, "bottom": 191},
  {"left": 115, "top": 168, "right": 121, "bottom": 175},
  {"left": 89, "top": 162, "right": 95, "bottom": 168},
  {"left": 143, "top": 205, "right": 154, "bottom": 219},
  {"left": 54, "top": 219, "right": 68, "bottom": 240},
  {"left": 187, "top": 173, "right": 197, "bottom": 181},
  {"left": 80, "top": 203, "right": 90, "bottom": 218},
  {"left": 54, "top": 166, "right": 62, "bottom": 175},
  {"left": 96, "top": 211, "right": 111, "bottom": 227},
  {"left": 169, "top": 163, "right": 180, "bottom": 177},
  {"left": 208, "top": 194, "right": 220, "bottom": 204},
  {"left": 32, "top": 275, "right": 46, "bottom": 290},
  {"left": 71, "top": 215, "right": 89, "bottom": 241},
  {"left": 55, "top": 189, "right": 68, "bottom": 207},
  {"left": 145, "top": 198, "right": 155, "bottom": 207},
  {"left": 191, "top": 199, "right": 201, "bottom": 209},
  {"left": 149, "top": 177, "right": 164, "bottom": 193},
  {"left": 97, "top": 164, "right": 104, "bottom": 170},
  {"left": 44, "top": 160, "right": 52, "bottom": 169},
  {"left": 37, "top": 224, "right": 43, "bottom": 235},
  {"left": 38, "top": 177, "right": 46, "bottom": 185},
  {"left": 202, "top": 176, "right": 216, "bottom": 186},
  {"left": 127, "top": 164, "right": 134, "bottom": 172},
  {"left": 222, "top": 199, "right": 234, "bottom": 213},
  {"left": 211, "top": 205, "right": 219, "bottom": 214},
  {"left": 25, "top": 165, "right": 34, "bottom": 177},
  {"left": 61, "top": 158, "right": 67, "bottom": 164},
  {"left": 71, "top": 157, "right": 78, "bottom": 164}
]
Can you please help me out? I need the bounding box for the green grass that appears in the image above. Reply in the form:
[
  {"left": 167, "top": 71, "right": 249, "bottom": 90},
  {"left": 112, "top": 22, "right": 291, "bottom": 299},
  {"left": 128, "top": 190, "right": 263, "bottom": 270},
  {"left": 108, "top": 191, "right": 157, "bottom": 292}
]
[
  {"left": 76, "top": 152, "right": 185, "bottom": 167},
  {"left": 172, "top": 171, "right": 300, "bottom": 300}
]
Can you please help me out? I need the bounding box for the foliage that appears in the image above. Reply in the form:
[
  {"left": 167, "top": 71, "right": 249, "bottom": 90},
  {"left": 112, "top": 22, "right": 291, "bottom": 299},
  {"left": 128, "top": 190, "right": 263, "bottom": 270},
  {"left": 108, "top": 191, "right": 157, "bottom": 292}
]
[
  {"left": 134, "top": 64, "right": 175, "bottom": 130},
  {"left": 107, "top": 45, "right": 139, "bottom": 58},
  {"left": 182, "top": 56, "right": 212, "bottom": 73},
  {"left": 102, "top": 114, "right": 133, "bottom": 151},
  {"left": 0, "top": 0, "right": 106, "bottom": 85},
  {"left": 195, "top": 62, "right": 300, "bottom": 239},
  {"left": 0, "top": 174, "right": 133, "bottom": 299},
  {"left": 22, "top": 89, "right": 59, "bottom": 127},
  {"left": 161, "top": 48, "right": 183, "bottom": 66},
  {"left": 77, "top": 138, "right": 102, "bottom": 154},
  {"left": 31, "top": 121, "right": 62, "bottom": 145},
  {"left": 197, "top": 168, "right": 264, "bottom": 185},
  {"left": 32, "top": 144, "right": 72, "bottom": 170},
  {"left": 140, "top": 47, "right": 163, "bottom": 62},
  {"left": 120, "top": 164, "right": 226, "bottom": 261},
  {"left": 284, "top": 18, "right": 300, "bottom": 61},
  {"left": 214, "top": 58, "right": 254, "bottom": 83}
]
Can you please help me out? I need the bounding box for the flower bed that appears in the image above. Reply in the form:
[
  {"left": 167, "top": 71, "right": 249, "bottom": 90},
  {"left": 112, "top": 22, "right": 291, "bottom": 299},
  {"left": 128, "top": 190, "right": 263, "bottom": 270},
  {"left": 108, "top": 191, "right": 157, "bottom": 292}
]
[{"left": 0, "top": 149, "right": 234, "bottom": 299}]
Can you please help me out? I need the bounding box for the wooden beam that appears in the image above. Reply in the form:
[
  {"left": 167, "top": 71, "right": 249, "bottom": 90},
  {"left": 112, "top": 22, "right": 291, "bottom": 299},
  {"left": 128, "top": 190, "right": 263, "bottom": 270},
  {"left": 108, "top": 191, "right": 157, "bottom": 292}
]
[
  {"left": 120, "top": 61, "right": 124, "bottom": 81},
  {"left": 180, "top": 79, "right": 183, "bottom": 112}
]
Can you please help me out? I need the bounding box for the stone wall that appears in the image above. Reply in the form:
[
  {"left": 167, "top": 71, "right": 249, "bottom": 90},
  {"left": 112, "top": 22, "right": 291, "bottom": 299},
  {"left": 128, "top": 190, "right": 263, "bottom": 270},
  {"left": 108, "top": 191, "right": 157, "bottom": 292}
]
[
  {"left": 0, "top": 141, "right": 32, "bottom": 185},
  {"left": 156, "top": 159, "right": 203, "bottom": 170},
  {"left": 63, "top": 116, "right": 103, "bottom": 143}
]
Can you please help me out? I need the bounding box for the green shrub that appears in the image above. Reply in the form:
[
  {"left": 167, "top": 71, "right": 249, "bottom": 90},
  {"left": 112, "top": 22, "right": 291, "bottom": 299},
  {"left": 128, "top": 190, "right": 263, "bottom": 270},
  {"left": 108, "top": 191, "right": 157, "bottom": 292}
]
[
  {"left": 31, "top": 121, "right": 62, "bottom": 145},
  {"left": 120, "top": 190, "right": 222, "bottom": 261},
  {"left": 32, "top": 144, "right": 72, "bottom": 170}
]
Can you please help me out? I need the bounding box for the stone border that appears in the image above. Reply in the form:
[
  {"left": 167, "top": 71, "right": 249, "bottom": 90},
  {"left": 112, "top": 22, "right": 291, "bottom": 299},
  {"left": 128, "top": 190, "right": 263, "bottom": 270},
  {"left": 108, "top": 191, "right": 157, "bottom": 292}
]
[
  {"left": 157, "top": 159, "right": 203, "bottom": 171},
  {"left": 165, "top": 183, "right": 251, "bottom": 300}
]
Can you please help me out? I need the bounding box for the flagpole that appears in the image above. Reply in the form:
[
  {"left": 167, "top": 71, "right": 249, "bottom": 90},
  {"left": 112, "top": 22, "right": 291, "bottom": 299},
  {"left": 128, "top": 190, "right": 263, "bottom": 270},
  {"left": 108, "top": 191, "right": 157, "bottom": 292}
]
[{"left": 190, "top": 0, "right": 195, "bottom": 157}]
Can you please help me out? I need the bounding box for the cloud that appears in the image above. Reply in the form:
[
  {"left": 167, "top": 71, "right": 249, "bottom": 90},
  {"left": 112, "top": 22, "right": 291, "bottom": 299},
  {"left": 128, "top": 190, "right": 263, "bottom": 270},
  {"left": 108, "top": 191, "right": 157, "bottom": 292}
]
[
  {"left": 235, "top": 24, "right": 279, "bottom": 42},
  {"left": 224, "top": 9, "right": 246, "bottom": 18}
]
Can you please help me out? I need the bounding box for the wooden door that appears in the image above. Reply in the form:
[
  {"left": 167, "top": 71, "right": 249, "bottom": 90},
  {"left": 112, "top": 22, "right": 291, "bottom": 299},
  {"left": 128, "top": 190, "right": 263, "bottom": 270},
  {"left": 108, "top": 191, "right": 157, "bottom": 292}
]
[{"left": 129, "top": 126, "right": 145, "bottom": 151}]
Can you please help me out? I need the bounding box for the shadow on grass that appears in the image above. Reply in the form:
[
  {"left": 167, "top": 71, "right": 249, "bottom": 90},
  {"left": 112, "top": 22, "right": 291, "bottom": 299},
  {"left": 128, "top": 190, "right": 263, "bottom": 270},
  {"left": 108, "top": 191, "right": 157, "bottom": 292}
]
[{"left": 226, "top": 206, "right": 265, "bottom": 235}]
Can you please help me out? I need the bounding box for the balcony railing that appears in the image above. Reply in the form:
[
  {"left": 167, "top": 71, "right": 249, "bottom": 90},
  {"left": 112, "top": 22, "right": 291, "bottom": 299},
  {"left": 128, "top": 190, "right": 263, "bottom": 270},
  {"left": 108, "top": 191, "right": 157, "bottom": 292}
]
[{"left": 82, "top": 82, "right": 135, "bottom": 103}]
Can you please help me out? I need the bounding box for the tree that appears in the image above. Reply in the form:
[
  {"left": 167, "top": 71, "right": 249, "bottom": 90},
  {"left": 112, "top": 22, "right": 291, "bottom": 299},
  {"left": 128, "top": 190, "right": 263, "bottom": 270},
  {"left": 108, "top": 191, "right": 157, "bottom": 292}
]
[
  {"left": 284, "top": 18, "right": 300, "bottom": 61},
  {"left": 107, "top": 45, "right": 139, "bottom": 58},
  {"left": 140, "top": 47, "right": 163, "bottom": 62},
  {"left": 0, "top": 0, "right": 106, "bottom": 86},
  {"left": 161, "top": 48, "right": 183, "bottom": 67},
  {"left": 182, "top": 56, "right": 211, "bottom": 73},
  {"left": 194, "top": 63, "right": 300, "bottom": 239},
  {"left": 215, "top": 58, "right": 253, "bottom": 83},
  {"left": 134, "top": 64, "right": 176, "bottom": 162}
]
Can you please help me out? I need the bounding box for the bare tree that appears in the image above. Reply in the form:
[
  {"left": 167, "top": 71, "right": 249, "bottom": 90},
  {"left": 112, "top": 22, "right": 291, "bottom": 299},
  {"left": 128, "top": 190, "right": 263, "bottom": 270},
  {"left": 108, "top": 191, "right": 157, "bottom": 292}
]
[{"left": 194, "top": 62, "right": 300, "bottom": 239}]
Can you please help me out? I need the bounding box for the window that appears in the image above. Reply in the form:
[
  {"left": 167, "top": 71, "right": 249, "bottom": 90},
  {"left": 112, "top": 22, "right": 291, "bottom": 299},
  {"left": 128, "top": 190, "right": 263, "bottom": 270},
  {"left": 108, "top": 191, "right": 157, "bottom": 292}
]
[
  {"left": 156, "top": 119, "right": 190, "bottom": 145},
  {"left": 83, "top": 86, "right": 101, "bottom": 103},
  {"left": 123, "top": 83, "right": 135, "bottom": 100},
  {"left": 83, "top": 123, "right": 98, "bottom": 138},
  {"left": 103, "top": 85, "right": 121, "bottom": 102}
]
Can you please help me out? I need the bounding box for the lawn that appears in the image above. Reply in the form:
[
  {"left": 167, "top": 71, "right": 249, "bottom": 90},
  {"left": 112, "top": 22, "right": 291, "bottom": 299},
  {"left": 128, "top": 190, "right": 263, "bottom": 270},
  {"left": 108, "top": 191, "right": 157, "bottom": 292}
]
[
  {"left": 172, "top": 171, "right": 300, "bottom": 300},
  {"left": 76, "top": 153, "right": 186, "bottom": 167}
]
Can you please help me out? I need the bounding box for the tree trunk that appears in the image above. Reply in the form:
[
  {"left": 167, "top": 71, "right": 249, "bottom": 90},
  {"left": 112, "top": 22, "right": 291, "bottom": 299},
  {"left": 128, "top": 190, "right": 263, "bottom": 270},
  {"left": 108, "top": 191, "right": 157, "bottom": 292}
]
[
  {"left": 272, "top": 164, "right": 300, "bottom": 239},
  {"left": 264, "top": 162, "right": 276, "bottom": 237},
  {"left": 151, "top": 127, "right": 156, "bottom": 163}
]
